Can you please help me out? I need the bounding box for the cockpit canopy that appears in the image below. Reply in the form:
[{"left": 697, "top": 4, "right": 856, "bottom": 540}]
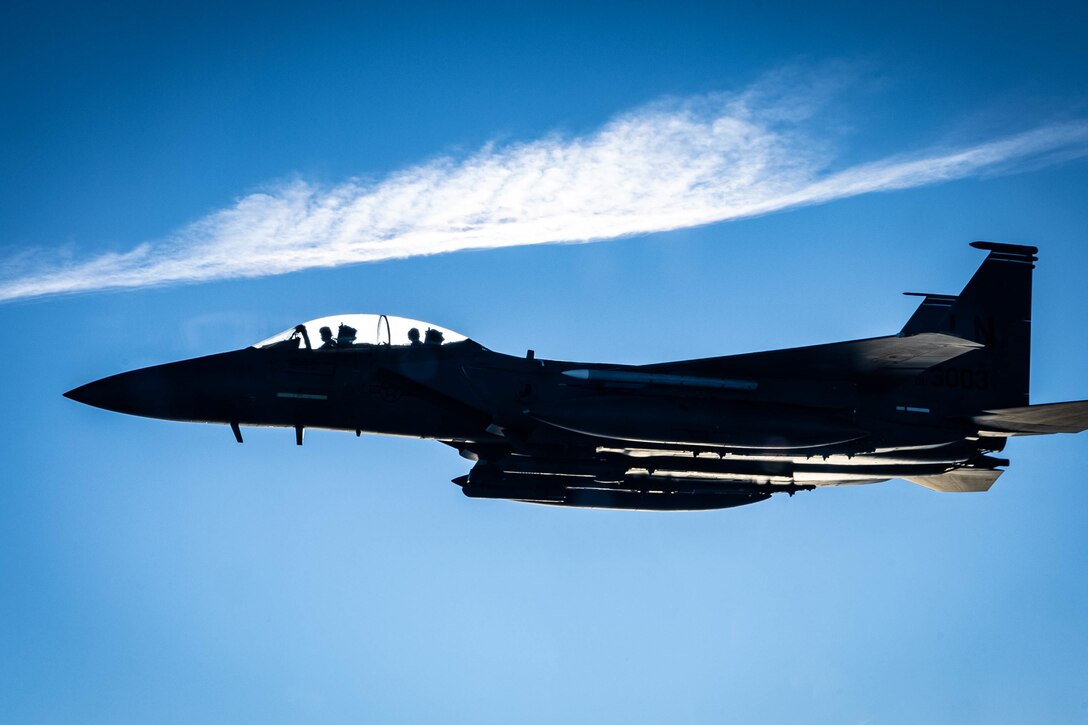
[{"left": 254, "top": 314, "right": 470, "bottom": 350}]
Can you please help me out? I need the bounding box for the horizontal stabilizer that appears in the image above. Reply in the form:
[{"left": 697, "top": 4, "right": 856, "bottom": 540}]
[
  {"left": 905, "top": 468, "right": 1003, "bottom": 493},
  {"left": 972, "top": 400, "right": 1088, "bottom": 435},
  {"left": 642, "top": 332, "right": 981, "bottom": 381}
]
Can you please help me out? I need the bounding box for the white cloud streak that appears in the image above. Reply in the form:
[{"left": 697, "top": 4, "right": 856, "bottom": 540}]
[{"left": 3, "top": 87, "right": 1087, "bottom": 302}]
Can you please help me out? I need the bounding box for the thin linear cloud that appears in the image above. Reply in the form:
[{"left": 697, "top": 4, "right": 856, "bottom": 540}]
[{"left": 2, "top": 90, "right": 1087, "bottom": 302}]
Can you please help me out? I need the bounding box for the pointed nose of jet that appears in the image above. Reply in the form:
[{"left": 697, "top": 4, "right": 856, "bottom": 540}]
[
  {"left": 64, "top": 377, "right": 123, "bottom": 411},
  {"left": 63, "top": 367, "right": 179, "bottom": 416},
  {"left": 63, "top": 349, "right": 260, "bottom": 422}
]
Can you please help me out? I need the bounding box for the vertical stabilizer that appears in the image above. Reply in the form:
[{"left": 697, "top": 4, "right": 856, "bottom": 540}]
[{"left": 901, "top": 242, "right": 1036, "bottom": 410}]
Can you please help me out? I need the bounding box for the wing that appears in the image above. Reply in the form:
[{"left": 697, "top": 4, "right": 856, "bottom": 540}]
[{"left": 640, "top": 332, "right": 982, "bottom": 381}]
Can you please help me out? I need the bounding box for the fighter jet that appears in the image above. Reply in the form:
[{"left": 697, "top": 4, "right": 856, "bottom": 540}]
[{"left": 65, "top": 242, "right": 1088, "bottom": 510}]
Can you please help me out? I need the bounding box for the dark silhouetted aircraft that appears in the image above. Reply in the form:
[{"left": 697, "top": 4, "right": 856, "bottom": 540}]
[{"left": 66, "top": 242, "right": 1088, "bottom": 510}]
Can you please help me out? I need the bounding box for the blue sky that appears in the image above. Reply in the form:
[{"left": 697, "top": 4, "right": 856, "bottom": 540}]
[{"left": 3, "top": 2, "right": 1088, "bottom": 722}]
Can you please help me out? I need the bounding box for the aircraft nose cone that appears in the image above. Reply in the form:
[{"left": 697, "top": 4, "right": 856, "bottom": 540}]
[
  {"left": 64, "top": 379, "right": 118, "bottom": 410},
  {"left": 63, "top": 370, "right": 163, "bottom": 415},
  {"left": 64, "top": 361, "right": 197, "bottom": 418},
  {"left": 63, "top": 350, "right": 255, "bottom": 422}
]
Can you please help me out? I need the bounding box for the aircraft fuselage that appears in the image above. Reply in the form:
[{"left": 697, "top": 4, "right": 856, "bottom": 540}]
[{"left": 65, "top": 243, "right": 1088, "bottom": 510}]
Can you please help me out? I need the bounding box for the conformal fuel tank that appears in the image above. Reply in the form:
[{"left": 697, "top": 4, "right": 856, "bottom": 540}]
[{"left": 528, "top": 395, "right": 867, "bottom": 450}]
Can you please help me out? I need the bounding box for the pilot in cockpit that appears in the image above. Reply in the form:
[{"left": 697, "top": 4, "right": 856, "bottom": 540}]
[
  {"left": 408, "top": 328, "right": 422, "bottom": 346},
  {"left": 424, "top": 328, "right": 445, "bottom": 345},
  {"left": 337, "top": 324, "right": 357, "bottom": 347},
  {"left": 292, "top": 324, "right": 312, "bottom": 350},
  {"left": 319, "top": 326, "right": 337, "bottom": 349}
]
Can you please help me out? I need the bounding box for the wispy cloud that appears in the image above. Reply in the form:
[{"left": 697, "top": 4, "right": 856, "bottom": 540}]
[{"left": 2, "top": 80, "right": 1087, "bottom": 303}]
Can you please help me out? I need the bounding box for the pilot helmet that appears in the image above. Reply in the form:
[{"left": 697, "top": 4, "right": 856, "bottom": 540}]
[{"left": 337, "top": 323, "right": 357, "bottom": 345}]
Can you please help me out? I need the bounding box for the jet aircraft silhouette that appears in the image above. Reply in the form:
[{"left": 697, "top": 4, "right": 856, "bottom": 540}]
[{"left": 66, "top": 242, "right": 1088, "bottom": 510}]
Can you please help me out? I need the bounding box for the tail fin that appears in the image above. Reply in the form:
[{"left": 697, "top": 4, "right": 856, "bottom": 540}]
[{"left": 901, "top": 242, "right": 1037, "bottom": 410}]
